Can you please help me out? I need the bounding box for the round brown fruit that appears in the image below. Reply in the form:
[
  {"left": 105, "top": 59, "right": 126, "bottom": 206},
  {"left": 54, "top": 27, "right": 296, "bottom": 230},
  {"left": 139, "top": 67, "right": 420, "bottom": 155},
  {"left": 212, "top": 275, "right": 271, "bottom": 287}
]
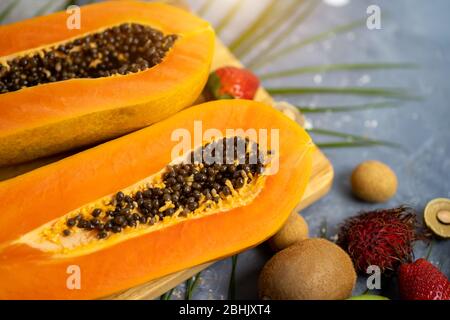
[
  {"left": 424, "top": 198, "right": 450, "bottom": 238},
  {"left": 268, "top": 212, "right": 308, "bottom": 252},
  {"left": 259, "top": 238, "right": 356, "bottom": 300},
  {"left": 351, "top": 160, "right": 397, "bottom": 203}
]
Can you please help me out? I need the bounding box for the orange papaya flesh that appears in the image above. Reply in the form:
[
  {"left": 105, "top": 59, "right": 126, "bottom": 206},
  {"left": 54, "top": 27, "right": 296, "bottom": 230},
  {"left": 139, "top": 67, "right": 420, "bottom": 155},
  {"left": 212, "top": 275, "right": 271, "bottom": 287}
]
[
  {"left": 0, "top": 99, "right": 313, "bottom": 299},
  {"left": 0, "top": 1, "right": 215, "bottom": 166}
]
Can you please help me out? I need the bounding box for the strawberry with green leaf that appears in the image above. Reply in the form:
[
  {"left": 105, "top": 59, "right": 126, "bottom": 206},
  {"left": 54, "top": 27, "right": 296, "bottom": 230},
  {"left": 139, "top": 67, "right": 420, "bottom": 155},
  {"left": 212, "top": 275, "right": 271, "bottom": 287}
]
[{"left": 206, "top": 66, "right": 260, "bottom": 100}]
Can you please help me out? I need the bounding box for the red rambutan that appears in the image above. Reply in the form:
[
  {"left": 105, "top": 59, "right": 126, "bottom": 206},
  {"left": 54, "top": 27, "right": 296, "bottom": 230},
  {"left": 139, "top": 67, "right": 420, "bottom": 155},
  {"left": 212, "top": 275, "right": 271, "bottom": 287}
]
[{"left": 337, "top": 207, "right": 422, "bottom": 274}]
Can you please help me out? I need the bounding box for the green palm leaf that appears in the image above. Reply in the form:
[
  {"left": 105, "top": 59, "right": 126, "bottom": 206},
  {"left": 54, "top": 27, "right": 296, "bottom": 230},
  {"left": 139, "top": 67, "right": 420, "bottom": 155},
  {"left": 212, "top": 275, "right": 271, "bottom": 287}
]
[
  {"left": 215, "top": 0, "right": 245, "bottom": 35},
  {"left": 35, "top": 0, "right": 55, "bottom": 16},
  {"left": 229, "top": 0, "right": 278, "bottom": 52},
  {"left": 228, "top": 255, "right": 238, "bottom": 300},
  {"left": 316, "top": 141, "right": 393, "bottom": 148},
  {"left": 160, "top": 288, "right": 174, "bottom": 300},
  {"left": 267, "top": 87, "right": 420, "bottom": 100},
  {"left": 235, "top": 0, "right": 303, "bottom": 58},
  {"left": 246, "top": 0, "right": 318, "bottom": 66},
  {"left": 250, "top": 19, "right": 366, "bottom": 69},
  {"left": 259, "top": 63, "right": 417, "bottom": 80},
  {"left": 297, "top": 101, "right": 402, "bottom": 113},
  {"left": 197, "top": 0, "right": 214, "bottom": 16},
  {"left": 308, "top": 128, "right": 401, "bottom": 148},
  {"left": 319, "top": 219, "right": 328, "bottom": 238},
  {"left": 0, "top": 0, "right": 20, "bottom": 23},
  {"left": 185, "top": 271, "right": 202, "bottom": 300}
]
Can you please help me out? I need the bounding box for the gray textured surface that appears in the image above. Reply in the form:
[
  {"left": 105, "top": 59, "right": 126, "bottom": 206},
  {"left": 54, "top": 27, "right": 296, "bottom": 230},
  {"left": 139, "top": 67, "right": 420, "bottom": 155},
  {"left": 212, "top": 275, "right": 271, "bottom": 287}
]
[
  {"left": 190, "top": 0, "right": 450, "bottom": 300},
  {"left": 2, "top": 0, "right": 449, "bottom": 300}
]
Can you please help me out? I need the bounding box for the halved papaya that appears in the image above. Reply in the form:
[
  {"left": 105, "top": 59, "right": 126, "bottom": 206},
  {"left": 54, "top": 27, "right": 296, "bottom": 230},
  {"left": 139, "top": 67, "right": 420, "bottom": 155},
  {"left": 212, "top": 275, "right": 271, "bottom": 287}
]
[
  {"left": 0, "top": 1, "right": 214, "bottom": 166},
  {"left": 0, "top": 100, "right": 313, "bottom": 299}
]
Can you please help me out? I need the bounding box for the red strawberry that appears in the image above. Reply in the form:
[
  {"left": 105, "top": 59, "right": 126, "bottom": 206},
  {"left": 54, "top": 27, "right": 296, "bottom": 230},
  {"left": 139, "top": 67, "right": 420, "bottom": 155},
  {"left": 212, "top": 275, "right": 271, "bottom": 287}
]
[
  {"left": 206, "top": 66, "right": 260, "bottom": 100},
  {"left": 398, "top": 258, "right": 450, "bottom": 300}
]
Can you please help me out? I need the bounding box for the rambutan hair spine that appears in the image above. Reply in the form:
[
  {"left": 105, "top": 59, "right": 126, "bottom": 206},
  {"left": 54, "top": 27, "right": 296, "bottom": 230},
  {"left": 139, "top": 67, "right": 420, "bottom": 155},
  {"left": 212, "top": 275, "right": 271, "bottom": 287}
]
[{"left": 337, "top": 206, "right": 426, "bottom": 275}]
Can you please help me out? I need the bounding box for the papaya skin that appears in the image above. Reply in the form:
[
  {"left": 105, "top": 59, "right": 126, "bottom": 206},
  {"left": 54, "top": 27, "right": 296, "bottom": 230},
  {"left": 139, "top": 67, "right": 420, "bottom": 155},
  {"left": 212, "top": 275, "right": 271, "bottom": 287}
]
[
  {"left": 0, "top": 1, "right": 215, "bottom": 166},
  {"left": 0, "top": 100, "right": 313, "bottom": 299}
]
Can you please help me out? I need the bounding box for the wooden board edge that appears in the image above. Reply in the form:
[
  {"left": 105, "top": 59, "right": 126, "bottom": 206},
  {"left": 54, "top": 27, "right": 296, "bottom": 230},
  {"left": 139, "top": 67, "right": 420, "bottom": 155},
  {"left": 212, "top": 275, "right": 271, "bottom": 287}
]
[{"left": 105, "top": 263, "right": 212, "bottom": 300}]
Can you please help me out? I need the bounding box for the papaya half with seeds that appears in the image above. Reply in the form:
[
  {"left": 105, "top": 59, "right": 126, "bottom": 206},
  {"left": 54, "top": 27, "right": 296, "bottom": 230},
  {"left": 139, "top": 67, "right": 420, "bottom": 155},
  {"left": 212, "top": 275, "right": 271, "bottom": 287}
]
[
  {"left": 0, "top": 99, "right": 313, "bottom": 299},
  {"left": 0, "top": 1, "right": 214, "bottom": 166}
]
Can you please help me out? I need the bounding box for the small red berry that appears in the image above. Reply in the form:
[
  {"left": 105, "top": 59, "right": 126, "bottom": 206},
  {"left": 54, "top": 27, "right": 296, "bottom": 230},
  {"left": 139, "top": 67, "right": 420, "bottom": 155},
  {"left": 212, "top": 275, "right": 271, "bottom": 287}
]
[
  {"left": 206, "top": 66, "right": 260, "bottom": 100},
  {"left": 337, "top": 207, "right": 420, "bottom": 274},
  {"left": 398, "top": 258, "right": 450, "bottom": 300}
]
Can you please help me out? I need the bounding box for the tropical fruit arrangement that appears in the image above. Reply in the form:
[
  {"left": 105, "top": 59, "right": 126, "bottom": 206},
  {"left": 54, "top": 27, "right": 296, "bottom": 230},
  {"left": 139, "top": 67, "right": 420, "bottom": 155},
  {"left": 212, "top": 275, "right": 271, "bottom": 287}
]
[
  {"left": 0, "top": 1, "right": 313, "bottom": 299},
  {"left": 0, "top": 0, "right": 448, "bottom": 301}
]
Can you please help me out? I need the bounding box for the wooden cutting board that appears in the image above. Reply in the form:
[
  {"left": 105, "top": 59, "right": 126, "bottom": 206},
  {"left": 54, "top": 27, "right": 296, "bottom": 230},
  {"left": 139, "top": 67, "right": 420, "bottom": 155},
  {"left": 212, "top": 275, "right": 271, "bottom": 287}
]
[{"left": 105, "top": 7, "right": 334, "bottom": 298}]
